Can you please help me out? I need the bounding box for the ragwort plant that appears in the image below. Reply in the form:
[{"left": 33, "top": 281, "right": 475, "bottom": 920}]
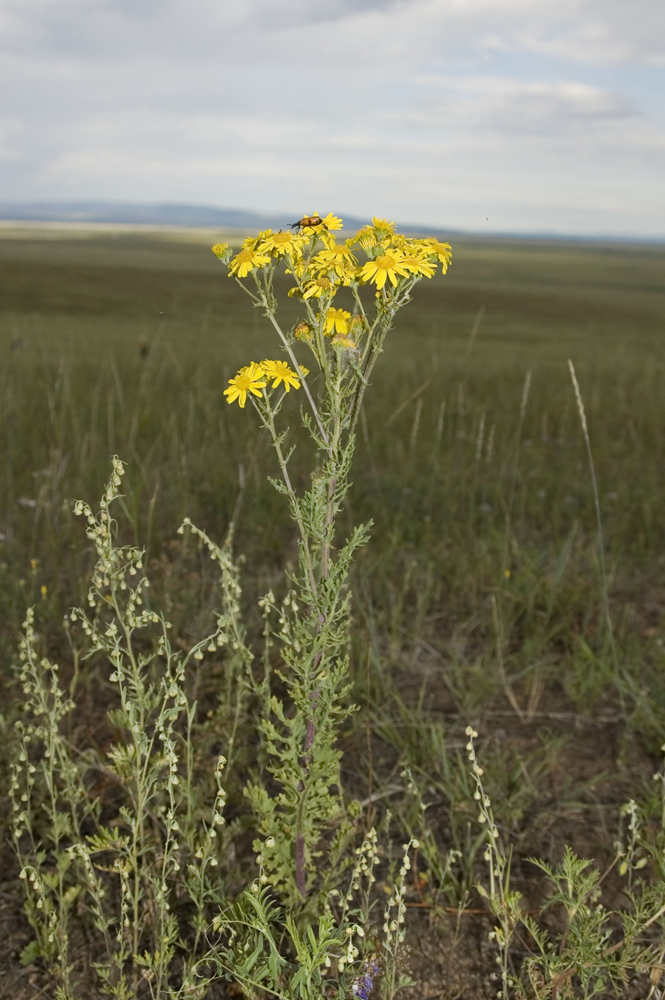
[
  {"left": 211, "top": 214, "right": 451, "bottom": 919},
  {"left": 12, "top": 214, "right": 451, "bottom": 998},
  {"left": 210, "top": 214, "right": 449, "bottom": 988}
]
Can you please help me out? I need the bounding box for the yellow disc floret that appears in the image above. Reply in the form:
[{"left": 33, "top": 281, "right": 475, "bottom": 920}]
[{"left": 303, "top": 277, "right": 335, "bottom": 300}]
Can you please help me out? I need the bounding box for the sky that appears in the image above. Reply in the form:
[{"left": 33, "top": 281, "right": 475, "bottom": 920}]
[{"left": 1, "top": 0, "right": 664, "bottom": 237}]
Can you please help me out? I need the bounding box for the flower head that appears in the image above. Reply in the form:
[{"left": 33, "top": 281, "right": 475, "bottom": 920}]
[
  {"left": 260, "top": 360, "right": 307, "bottom": 392},
  {"left": 400, "top": 254, "right": 437, "bottom": 278},
  {"left": 223, "top": 362, "right": 266, "bottom": 407},
  {"left": 359, "top": 251, "right": 410, "bottom": 289},
  {"left": 229, "top": 247, "right": 271, "bottom": 278},
  {"left": 211, "top": 242, "right": 232, "bottom": 262},
  {"left": 293, "top": 321, "right": 313, "bottom": 341},
  {"left": 241, "top": 229, "right": 272, "bottom": 249},
  {"left": 371, "top": 216, "right": 396, "bottom": 234},
  {"left": 321, "top": 212, "right": 344, "bottom": 231},
  {"left": 350, "top": 225, "right": 377, "bottom": 252},
  {"left": 260, "top": 231, "right": 308, "bottom": 258},
  {"left": 324, "top": 307, "right": 351, "bottom": 335},
  {"left": 331, "top": 334, "right": 357, "bottom": 350},
  {"left": 420, "top": 238, "right": 453, "bottom": 271},
  {"left": 348, "top": 314, "right": 366, "bottom": 336},
  {"left": 302, "top": 277, "right": 335, "bottom": 300},
  {"left": 313, "top": 243, "right": 357, "bottom": 277}
]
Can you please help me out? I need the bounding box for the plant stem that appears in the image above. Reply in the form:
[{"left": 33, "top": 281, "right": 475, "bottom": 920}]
[{"left": 567, "top": 360, "right": 623, "bottom": 706}]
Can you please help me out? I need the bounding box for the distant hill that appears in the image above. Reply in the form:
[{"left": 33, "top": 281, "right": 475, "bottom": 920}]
[
  {"left": 3, "top": 201, "right": 657, "bottom": 244},
  {"left": 0, "top": 201, "right": 374, "bottom": 231}
]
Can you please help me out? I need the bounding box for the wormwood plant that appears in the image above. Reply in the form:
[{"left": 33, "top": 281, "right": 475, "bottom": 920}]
[
  {"left": 466, "top": 728, "right": 665, "bottom": 999},
  {"left": 11, "top": 214, "right": 451, "bottom": 998},
  {"left": 11, "top": 458, "right": 242, "bottom": 999}
]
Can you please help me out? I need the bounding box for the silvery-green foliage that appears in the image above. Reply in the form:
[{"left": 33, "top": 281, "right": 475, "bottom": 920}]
[
  {"left": 468, "top": 734, "right": 665, "bottom": 1000},
  {"left": 11, "top": 459, "right": 241, "bottom": 999}
]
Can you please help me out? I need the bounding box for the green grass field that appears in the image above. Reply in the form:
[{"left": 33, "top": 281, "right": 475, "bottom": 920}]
[{"left": 2, "top": 226, "right": 665, "bottom": 998}]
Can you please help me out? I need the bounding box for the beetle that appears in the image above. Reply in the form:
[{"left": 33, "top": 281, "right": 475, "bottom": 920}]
[{"left": 290, "top": 215, "right": 327, "bottom": 232}]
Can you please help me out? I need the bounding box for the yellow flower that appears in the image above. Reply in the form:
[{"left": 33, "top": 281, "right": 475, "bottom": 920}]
[
  {"left": 337, "top": 261, "right": 360, "bottom": 286},
  {"left": 400, "top": 255, "right": 437, "bottom": 278},
  {"left": 294, "top": 321, "right": 313, "bottom": 341},
  {"left": 40, "top": 584, "right": 48, "bottom": 598},
  {"left": 229, "top": 247, "right": 271, "bottom": 278},
  {"left": 359, "top": 252, "right": 410, "bottom": 289},
  {"left": 324, "top": 308, "right": 351, "bottom": 335},
  {"left": 420, "top": 238, "right": 453, "bottom": 271},
  {"left": 349, "top": 217, "right": 398, "bottom": 254},
  {"left": 321, "top": 212, "right": 344, "bottom": 231},
  {"left": 371, "top": 216, "right": 396, "bottom": 233},
  {"left": 303, "top": 277, "right": 335, "bottom": 299},
  {"left": 386, "top": 233, "right": 408, "bottom": 250},
  {"left": 350, "top": 225, "right": 377, "bottom": 252},
  {"left": 260, "top": 360, "right": 306, "bottom": 392},
  {"left": 242, "top": 229, "right": 273, "bottom": 249},
  {"left": 260, "top": 231, "right": 308, "bottom": 257},
  {"left": 223, "top": 362, "right": 267, "bottom": 407},
  {"left": 331, "top": 334, "right": 357, "bottom": 349},
  {"left": 313, "top": 243, "right": 357, "bottom": 276},
  {"left": 211, "top": 242, "right": 232, "bottom": 261}
]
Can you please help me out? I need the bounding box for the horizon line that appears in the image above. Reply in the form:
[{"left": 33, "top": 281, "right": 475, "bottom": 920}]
[{"left": 0, "top": 200, "right": 663, "bottom": 246}]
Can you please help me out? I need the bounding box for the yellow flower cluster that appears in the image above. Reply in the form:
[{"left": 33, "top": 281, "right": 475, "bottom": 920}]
[
  {"left": 213, "top": 213, "right": 451, "bottom": 293},
  {"left": 223, "top": 360, "right": 309, "bottom": 408}
]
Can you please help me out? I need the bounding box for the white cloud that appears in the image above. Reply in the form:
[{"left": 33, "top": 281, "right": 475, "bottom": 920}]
[
  {"left": 509, "top": 0, "right": 665, "bottom": 66},
  {"left": 395, "top": 77, "right": 637, "bottom": 138}
]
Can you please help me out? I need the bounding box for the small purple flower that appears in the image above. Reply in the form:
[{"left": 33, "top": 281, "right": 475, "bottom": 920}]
[{"left": 351, "top": 957, "right": 380, "bottom": 999}]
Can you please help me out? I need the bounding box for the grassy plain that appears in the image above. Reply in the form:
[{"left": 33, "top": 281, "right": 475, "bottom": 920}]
[{"left": 1, "top": 225, "right": 665, "bottom": 997}]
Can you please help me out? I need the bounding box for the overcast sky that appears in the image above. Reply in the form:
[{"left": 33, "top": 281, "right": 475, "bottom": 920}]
[{"left": 1, "top": 0, "right": 664, "bottom": 237}]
